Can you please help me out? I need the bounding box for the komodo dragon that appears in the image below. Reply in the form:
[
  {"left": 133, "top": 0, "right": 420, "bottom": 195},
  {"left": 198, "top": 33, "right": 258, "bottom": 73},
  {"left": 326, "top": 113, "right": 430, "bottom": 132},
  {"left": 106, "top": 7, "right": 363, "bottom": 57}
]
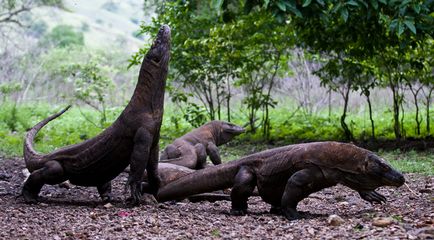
[
  {"left": 157, "top": 142, "right": 405, "bottom": 220},
  {"left": 160, "top": 120, "right": 245, "bottom": 169},
  {"left": 22, "top": 25, "right": 171, "bottom": 205}
]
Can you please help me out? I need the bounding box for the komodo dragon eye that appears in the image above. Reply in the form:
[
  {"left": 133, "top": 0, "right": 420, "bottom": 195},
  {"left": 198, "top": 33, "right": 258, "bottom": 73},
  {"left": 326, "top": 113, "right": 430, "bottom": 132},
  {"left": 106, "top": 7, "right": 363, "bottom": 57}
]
[{"left": 380, "top": 163, "right": 391, "bottom": 172}]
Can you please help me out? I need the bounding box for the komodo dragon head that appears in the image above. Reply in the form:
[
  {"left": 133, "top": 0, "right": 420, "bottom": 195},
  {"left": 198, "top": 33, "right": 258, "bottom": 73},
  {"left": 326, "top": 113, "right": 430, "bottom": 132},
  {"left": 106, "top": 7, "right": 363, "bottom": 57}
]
[
  {"left": 144, "top": 25, "right": 171, "bottom": 73},
  {"left": 208, "top": 121, "right": 245, "bottom": 145},
  {"left": 340, "top": 153, "right": 405, "bottom": 192}
]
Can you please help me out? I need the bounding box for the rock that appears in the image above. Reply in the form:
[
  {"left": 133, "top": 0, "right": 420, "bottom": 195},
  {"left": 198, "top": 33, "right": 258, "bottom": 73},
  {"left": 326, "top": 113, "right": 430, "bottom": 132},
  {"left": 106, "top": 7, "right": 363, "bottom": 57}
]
[
  {"left": 372, "top": 217, "right": 394, "bottom": 227},
  {"left": 103, "top": 203, "right": 113, "bottom": 209},
  {"left": 0, "top": 172, "right": 11, "bottom": 181},
  {"left": 328, "top": 214, "right": 345, "bottom": 226}
]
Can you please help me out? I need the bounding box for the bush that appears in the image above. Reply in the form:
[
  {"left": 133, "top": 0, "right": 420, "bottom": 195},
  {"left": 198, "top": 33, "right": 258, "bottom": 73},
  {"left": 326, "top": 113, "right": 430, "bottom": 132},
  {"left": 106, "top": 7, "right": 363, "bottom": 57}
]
[{"left": 42, "top": 25, "right": 84, "bottom": 48}]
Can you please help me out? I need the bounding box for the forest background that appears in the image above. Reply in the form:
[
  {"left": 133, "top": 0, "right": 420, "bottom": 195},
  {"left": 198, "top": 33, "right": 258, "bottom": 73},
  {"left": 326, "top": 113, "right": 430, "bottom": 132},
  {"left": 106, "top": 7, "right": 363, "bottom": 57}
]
[{"left": 1, "top": 0, "right": 433, "bottom": 174}]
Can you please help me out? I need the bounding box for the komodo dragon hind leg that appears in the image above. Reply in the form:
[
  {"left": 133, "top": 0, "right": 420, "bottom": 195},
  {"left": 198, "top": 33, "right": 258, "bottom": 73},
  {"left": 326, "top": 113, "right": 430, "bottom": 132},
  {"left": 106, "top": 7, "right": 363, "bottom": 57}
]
[
  {"left": 22, "top": 161, "right": 66, "bottom": 203},
  {"left": 97, "top": 182, "right": 112, "bottom": 202},
  {"left": 230, "top": 166, "right": 256, "bottom": 216},
  {"left": 280, "top": 167, "right": 331, "bottom": 220}
]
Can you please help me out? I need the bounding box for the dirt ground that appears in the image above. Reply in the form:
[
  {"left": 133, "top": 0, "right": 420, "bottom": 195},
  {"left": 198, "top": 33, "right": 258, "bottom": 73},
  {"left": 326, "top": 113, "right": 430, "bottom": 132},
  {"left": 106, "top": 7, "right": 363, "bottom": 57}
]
[{"left": 0, "top": 157, "right": 432, "bottom": 240}]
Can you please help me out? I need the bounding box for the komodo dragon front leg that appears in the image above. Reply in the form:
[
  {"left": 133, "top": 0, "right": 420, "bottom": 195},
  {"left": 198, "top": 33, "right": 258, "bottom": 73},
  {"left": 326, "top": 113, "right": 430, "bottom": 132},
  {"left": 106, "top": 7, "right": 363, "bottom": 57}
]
[
  {"left": 280, "top": 166, "right": 334, "bottom": 220},
  {"left": 127, "top": 127, "right": 161, "bottom": 205},
  {"left": 160, "top": 144, "right": 181, "bottom": 160},
  {"left": 206, "top": 142, "right": 222, "bottom": 166}
]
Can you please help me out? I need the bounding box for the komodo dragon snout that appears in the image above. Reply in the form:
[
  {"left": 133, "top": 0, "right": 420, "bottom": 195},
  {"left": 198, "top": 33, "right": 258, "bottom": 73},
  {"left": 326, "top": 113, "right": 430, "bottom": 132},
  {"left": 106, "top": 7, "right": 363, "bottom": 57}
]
[{"left": 343, "top": 154, "right": 405, "bottom": 191}]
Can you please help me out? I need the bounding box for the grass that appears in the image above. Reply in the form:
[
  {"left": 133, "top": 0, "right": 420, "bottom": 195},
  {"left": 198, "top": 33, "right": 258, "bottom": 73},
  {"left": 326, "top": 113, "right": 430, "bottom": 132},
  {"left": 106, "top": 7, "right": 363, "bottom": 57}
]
[
  {"left": 0, "top": 102, "right": 433, "bottom": 176},
  {"left": 379, "top": 150, "right": 434, "bottom": 175}
]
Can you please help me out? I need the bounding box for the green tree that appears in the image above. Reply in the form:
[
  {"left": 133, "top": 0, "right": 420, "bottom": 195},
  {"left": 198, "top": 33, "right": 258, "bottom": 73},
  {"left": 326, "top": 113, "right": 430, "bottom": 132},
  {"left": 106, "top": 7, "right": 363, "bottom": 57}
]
[
  {"left": 42, "top": 25, "right": 84, "bottom": 48},
  {"left": 66, "top": 60, "right": 115, "bottom": 128}
]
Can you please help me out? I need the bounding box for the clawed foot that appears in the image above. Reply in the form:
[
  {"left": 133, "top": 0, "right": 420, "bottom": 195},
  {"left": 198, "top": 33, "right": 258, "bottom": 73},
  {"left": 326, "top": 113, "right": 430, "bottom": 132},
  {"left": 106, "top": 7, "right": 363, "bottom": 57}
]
[
  {"left": 230, "top": 208, "right": 247, "bottom": 216},
  {"left": 282, "top": 207, "right": 301, "bottom": 221},
  {"left": 270, "top": 206, "right": 282, "bottom": 215},
  {"left": 101, "top": 195, "right": 112, "bottom": 203},
  {"left": 141, "top": 193, "right": 158, "bottom": 205},
  {"left": 128, "top": 181, "right": 143, "bottom": 206},
  {"left": 21, "top": 189, "right": 38, "bottom": 204},
  {"left": 359, "top": 190, "right": 387, "bottom": 204},
  {"left": 126, "top": 193, "right": 157, "bottom": 206}
]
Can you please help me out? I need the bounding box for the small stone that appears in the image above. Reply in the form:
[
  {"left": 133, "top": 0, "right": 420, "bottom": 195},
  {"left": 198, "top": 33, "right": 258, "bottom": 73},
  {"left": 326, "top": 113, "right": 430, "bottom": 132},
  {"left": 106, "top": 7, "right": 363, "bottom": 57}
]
[
  {"left": 372, "top": 217, "right": 394, "bottom": 227},
  {"left": 307, "top": 227, "right": 315, "bottom": 235},
  {"left": 103, "top": 203, "right": 113, "bottom": 209},
  {"left": 89, "top": 212, "right": 97, "bottom": 220},
  {"left": 328, "top": 214, "right": 345, "bottom": 226}
]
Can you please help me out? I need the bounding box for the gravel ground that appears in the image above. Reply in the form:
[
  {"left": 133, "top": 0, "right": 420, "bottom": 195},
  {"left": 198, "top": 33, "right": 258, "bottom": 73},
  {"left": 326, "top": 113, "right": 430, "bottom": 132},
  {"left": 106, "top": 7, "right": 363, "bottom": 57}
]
[{"left": 0, "top": 157, "right": 433, "bottom": 239}]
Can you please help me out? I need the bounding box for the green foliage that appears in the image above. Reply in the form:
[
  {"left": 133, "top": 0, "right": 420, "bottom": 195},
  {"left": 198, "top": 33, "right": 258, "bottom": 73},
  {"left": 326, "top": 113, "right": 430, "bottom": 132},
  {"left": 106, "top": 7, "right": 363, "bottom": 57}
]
[
  {"left": 66, "top": 60, "right": 115, "bottom": 128},
  {"left": 380, "top": 150, "right": 434, "bottom": 175},
  {"left": 0, "top": 103, "right": 432, "bottom": 176},
  {"left": 0, "top": 82, "right": 22, "bottom": 101},
  {"left": 42, "top": 25, "right": 84, "bottom": 48},
  {"left": 29, "top": 20, "right": 48, "bottom": 37}
]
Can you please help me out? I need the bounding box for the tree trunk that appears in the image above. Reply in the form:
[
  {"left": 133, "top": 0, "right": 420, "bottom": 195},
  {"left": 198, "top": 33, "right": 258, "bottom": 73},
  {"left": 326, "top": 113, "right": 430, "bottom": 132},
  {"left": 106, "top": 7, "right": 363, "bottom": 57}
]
[
  {"left": 364, "top": 89, "right": 375, "bottom": 140},
  {"left": 425, "top": 87, "right": 433, "bottom": 136},
  {"left": 226, "top": 75, "right": 231, "bottom": 122},
  {"left": 340, "top": 83, "right": 353, "bottom": 141},
  {"left": 408, "top": 84, "right": 423, "bottom": 135},
  {"left": 390, "top": 82, "right": 401, "bottom": 140}
]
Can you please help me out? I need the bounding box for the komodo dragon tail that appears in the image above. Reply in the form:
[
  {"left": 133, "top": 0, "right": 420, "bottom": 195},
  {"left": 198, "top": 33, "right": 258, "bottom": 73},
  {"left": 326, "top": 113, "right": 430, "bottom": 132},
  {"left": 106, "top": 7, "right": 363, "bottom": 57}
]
[
  {"left": 157, "top": 160, "right": 243, "bottom": 202},
  {"left": 24, "top": 105, "right": 71, "bottom": 172}
]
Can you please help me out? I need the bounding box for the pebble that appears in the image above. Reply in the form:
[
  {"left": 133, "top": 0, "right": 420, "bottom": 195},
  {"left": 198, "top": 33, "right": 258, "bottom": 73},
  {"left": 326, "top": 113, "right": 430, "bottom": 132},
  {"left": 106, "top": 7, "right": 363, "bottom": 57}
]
[
  {"left": 372, "top": 217, "right": 394, "bottom": 227},
  {"left": 328, "top": 214, "right": 345, "bottom": 226},
  {"left": 104, "top": 203, "right": 113, "bottom": 209}
]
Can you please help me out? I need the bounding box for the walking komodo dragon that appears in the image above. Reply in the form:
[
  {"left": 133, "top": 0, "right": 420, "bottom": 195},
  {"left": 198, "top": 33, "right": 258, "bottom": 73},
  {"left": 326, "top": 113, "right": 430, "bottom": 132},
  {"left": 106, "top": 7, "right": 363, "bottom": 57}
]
[
  {"left": 157, "top": 142, "right": 405, "bottom": 220},
  {"left": 160, "top": 120, "right": 245, "bottom": 169},
  {"left": 22, "top": 25, "right": 171, "bottom": 205}
]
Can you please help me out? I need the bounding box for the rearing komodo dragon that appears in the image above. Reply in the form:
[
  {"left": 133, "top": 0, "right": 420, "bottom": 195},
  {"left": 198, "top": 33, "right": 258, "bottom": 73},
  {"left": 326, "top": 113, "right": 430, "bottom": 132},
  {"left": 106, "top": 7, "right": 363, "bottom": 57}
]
[
  {"left": 160, "top": 120, "right": 245, "bottom": 169},
  {"left": 157, "top": 142, "right": 405, "bottom": 220},
  {"left": 22, "top": 25, "right": 171, "bottom": 205}
]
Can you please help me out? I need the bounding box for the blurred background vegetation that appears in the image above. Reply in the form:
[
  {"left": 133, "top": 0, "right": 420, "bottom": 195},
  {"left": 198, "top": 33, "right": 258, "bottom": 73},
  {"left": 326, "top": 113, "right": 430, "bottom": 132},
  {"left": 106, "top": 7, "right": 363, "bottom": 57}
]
[{"left": 0, "top": 0, "right": 433, "bottom": 173}]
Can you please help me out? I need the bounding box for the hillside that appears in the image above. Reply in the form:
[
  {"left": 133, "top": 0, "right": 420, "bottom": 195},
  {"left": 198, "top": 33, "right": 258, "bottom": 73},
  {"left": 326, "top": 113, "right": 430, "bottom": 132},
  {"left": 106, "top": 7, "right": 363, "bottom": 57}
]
[{"left": 30, "top": 0, "right": 154, "bottom": 51}]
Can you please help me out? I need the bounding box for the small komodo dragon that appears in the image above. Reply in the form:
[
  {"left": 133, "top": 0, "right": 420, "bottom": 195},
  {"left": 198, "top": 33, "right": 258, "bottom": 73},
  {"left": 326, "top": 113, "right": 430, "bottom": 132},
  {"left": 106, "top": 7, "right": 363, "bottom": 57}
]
[
  {"left": 22, "top": 25, "right": 171, "bottom": 205},
  {"left": 157, "top": 141, "right": 405, "bottom": 220},
  {"left": 160, "top": 120, "right": 245, "bottom": 169}
]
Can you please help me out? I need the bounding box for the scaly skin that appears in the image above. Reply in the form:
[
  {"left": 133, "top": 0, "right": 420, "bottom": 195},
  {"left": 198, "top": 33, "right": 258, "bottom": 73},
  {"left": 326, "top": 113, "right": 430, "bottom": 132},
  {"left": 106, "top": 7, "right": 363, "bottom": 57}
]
[
  {"left": 141, "top": 163, "right": 231, "bottom": 202},
  {"left": 160, "top": 121, "right": 245, "bottom": 169},
  {"left": 22, "top": 25, "right": 171, "bottom": 205},
  {"left": 157, "top": 142, "right": 405, "bottom": 220}
]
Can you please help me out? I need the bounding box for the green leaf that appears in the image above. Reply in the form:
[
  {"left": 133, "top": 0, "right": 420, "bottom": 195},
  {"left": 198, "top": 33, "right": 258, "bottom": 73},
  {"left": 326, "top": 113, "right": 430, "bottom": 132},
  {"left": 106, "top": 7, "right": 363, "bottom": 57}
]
[
  {"left": 316, "top": 0, "right": 325, "bottom": 6},
  {"left": 340, "top": 7, "right": 349, "bottom": 22},
  {"left": 412, "top": 4, "right": 420, "bottom": 14},
  {"left": 211, "top": 0, "right": 224, "bottom": 12},
  {"left": 289, "top": 6, "right": 303, "bottom": 17},
  {"left": 302, "top": 0, "right": 312, "bottom": 7},
  {"left": 276, "top": 1, "right": 287, "bottom": 11},
  {"left": 346, "top": 0, "right": 359, "bottom": 7},
  {"left": 397, "top": 21, "right": 404, "bottom": 36},
  {"left": 378, "top": 0, "right": 386, "bottom": 4},
  {"left": 263, "top": 0, "right": 270, "bottom": 7},
  {"left": 404, "top": 20, "right": 416, "bottom": 34},
  {"left": 370, "top": 0, "right": 378, "bottom": 10}
]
